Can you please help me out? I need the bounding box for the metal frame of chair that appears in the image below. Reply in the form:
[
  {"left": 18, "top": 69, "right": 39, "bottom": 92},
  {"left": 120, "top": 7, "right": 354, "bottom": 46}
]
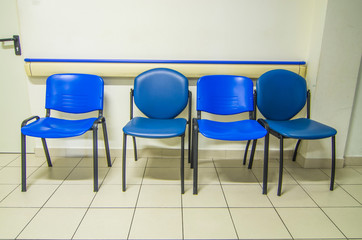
[{"left": 21, "top": 73, "right": 111, "bottom": 192}]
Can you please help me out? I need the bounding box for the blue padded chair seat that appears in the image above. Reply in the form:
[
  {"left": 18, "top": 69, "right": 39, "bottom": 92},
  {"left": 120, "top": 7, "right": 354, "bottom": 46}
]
[
  {"left": 21, "top": 117, "right": 97, "bottom": 138},
  {"left": 123, "top": 117, "right": 187, "bottom": 138},
  {"left": 266, "top": 118, "right": 337, "bottom": 139},
  {"left": 198, "top": 119, "right": 267, "bottom": 141}
]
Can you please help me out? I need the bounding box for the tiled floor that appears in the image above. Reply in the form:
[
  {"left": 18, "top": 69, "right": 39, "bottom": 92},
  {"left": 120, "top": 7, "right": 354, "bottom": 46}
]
[{"left": 1, "top": 153, "right": 362, "bottom": 240}]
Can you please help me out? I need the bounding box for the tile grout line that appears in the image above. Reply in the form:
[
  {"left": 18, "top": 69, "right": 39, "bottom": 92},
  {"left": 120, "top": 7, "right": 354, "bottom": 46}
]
[
  {"left": 285, "top": 166, "right": 348, "bottom": 239},
  {"left": 15, "top": 156, "right": 84, "bottom": 240},
  {"left": 126, "top": 157, "right": 148, "bottom": 240},
  {"left": 212, "top": 158, "right": 239, "bottom": 240},
  {"left": 70, "top": 157, "right": 114, "bottom": 240}
]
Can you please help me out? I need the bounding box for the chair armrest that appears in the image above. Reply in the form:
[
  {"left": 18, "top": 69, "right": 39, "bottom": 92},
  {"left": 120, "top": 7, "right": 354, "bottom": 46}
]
[
  {"left": 257, "top": 118, "right": 269, "bottom": 130},
  {"left": 21, "top": 116, "right": 40, "bottom": 127},
  {"left": 92, "top": 116, "right": 105, "bottom": 129}
]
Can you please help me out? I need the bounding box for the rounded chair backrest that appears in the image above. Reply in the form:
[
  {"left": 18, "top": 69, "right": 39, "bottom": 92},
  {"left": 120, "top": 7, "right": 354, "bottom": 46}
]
[
  {"left": 197, "top": 75, "right": 254, "bottom": 115},
  {"left": 45, "top": 73, "right": 104, "bottom": 113},
  {"left": 134, "top": 68, "right": 189, "bottom": 119},
  {"left": 256, "top": 69, "right": 307, "bottom": 121}
]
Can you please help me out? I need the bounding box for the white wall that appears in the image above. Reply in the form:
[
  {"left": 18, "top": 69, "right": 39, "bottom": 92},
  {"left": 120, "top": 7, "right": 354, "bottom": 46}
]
[
  {"left": 18, "top": 0, "right": 313, "bottom": 61},
  {"left": 0, "top": 0, "right": 32, "bottom": 152},
  {"left": 12, "top": 0, "right": 362, "bottom": 163},
  {"left": 345, "top": 59, "right": 362, "bottom": 160},
  {"left": 302, "top": 0, "right": 362, "bottom": 165}
]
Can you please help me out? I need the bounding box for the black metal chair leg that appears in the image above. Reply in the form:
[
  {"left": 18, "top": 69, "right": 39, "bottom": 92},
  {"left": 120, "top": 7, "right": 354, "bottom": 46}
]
[
  {"left": 190, "top": 119, "right": 195, "bottom": 169},
  {"left": 93, "top": 126, "right": 99, "bottom": 192},
  {"left": 292, "top": 139, "right": 302, "bottom": 162},
  {"left": 243, "top": 140, "right": 251, "bottom": 165},
  {"left": 21, "top": 133, "right": 27, "bottom": 192},
  {"left": 132, "top": 136, "right": 138, "bottom": 161},
  {"left": 262, "top": 133, "right": 269, "bottom": 195},
  {"left": 188, "top": 124, "right": 191, "bottom": 164},
  {"left": 330, "top": 136, "right": 336, "bottom": 191},
  {"left": 181, "top": 135, "right": 185, "bottom": 194},
  {"left": 248, "top": 139, "right": 257, "bottom": 169},
  {"left": 41, "top": 138, "right": 52, "bottom": 167},
  {"left": 122, "top": 133, "right": 127, "bottom": 191},
  {"left": 277, "top": 137, "right": 284, "bottom": 196},
  {"left": 102, "top": 121, "right": 112, "bottom": 167},
  {"left": 193, "top": 120, "right": 199, "bottom": 195}
]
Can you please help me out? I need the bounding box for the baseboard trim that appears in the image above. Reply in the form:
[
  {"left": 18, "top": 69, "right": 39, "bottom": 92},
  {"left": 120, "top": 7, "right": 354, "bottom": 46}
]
[{"left": 344, "top": 156, "right": 362, "bottom": 166}]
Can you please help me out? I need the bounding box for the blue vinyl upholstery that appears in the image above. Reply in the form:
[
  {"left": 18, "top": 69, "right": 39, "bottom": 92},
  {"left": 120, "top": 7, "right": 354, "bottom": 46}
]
[
  {"left": 197, "top": 75, "right": 254, "bottom": 115},
  {"left": 122, "top": 68, "right": 191, "bottom": 194},
  {"left": 133, "top": 68, "right": 188, "bottom": 119},
  {"left": 20, "top": 73, "right": 111, "bottom": 192},
  {"left": 254, "top": 69, "right": 337, "bottom": 196},
  {"left": 45, "top": 74, "right": 104, "bottom": 113},
  {"left": 192, "top": 75, "right": 267, "bottom": 194}
]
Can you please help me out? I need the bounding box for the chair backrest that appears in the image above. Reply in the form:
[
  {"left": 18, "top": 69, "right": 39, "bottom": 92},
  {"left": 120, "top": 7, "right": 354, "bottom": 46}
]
[
  {"left": 197, "top": 75, "right": 254, "bottom": 115},
  {"left": 256, "top": 69, "right": 307, "bottom": 121},
  {"left": 45, "top": 73, "right": 104, "bottom": 113},
  {"left": 133, "top": 68, "right": 189, "bottom": 119}
]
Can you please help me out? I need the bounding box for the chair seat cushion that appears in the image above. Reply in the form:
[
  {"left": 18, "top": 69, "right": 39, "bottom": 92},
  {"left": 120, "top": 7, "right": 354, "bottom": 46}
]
[
  {"left": 198, "top": 119, "right": 267, "bottom": 141},
  {"left": 123, "top": 117, "right": 187, "bottom": 138},
  {"left": 266, "top": 118, "right": 337, "bottom": 139},
  {"left": 21, "top": 117, "right": 97, "bottom": 138}
]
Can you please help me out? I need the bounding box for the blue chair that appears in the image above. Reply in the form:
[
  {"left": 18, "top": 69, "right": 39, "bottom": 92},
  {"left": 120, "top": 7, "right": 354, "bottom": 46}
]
[
  {"left": 192, "top": 75, "right": 268, "bottom": 194},
  {"left": 21, "top": 73, "right": 112, "bottom": 192},
  {"left": 122, "top": 68, "right": 191, "bottom": 194},
  {"left": 250, "top": 69, "right": 337, "bottom": 196}
]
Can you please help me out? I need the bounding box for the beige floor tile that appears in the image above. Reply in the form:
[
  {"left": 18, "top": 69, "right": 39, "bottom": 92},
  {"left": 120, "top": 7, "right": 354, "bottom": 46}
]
[
  {"left": 8, "top": 154, "right": 46, "bottom": 167},
  {"left": 0, "top": 207, "right": 39, "bottom": 239},
  {"left": 0, "top": 154, "right": 19, "bottom": 166},
  {"left": 183, "top": 208, "right": 237, "bottom": 239},
  {"left": 46, "top": 156, "right": 82, "bottom": 167},
  {"left": 142, "top": 167, "right": 183, "bottom": 185},
  {"left": 303, "top": 184, "right": 360, "bottom": 207},
  {"left": 194, "top": 157, "right": 214, "bottom": 168},
  {"left": 137, "top": 185, "right": 182, "bottom": 207},
  {"left": 341, "top": 184, "right": 362, "bottom": 203},
  {"left": 277, "top": 208, "right": 345, "bottom": 239},
  {"left": 323, "top": 207, "right": 362, "bottom": 238},
  {"left": 129, "top": 208, "right": 182, "bottom": 239},
  {"left": 323, "top": 167, "right": 362, "bottom": 184},
  {"left": 0, "top": 184, "right": 17, "bottom": 201},
  {"left": 77, "top": 157, "right": 115, "bottom": 168},
  {"left": 18, "top": 208, "right": 87, "bottom": 239},
  {"left": 187, "top": 167, "right": 220, "bottom": 185},
  {"left": 286, "top": 167, "right": 331, "bottom": 185},
  {"left": 27, "top": 166, "right": 74, "bottom": 185},
  {"left": 91, "top": 184, "right": 140, "bottom": 208},
  {"left": 44, "top": 184, "right": 96, "bottom": 207},
  {"left": 253, "top": 167, "right": 298, "bottom": 184},
  {"left": 147, "top": 157, "right": 181, "bottom": 168},
  {"left": 0, "top": 166, "right": 38, "bottom": 184},
  {"left": 217, "top": 167, "right": 258, "bottom": 184},
  {"left": 104, "top": 167, "right": 144, "bottom": 185},
  {"left": 63, "top": 167, "right": 109, "bottom": 185},
  {"left": 73, "top": 208, "right": 134, "bottom": 239},
  {"left": 0, "top": 185, "right": 58, "bottom": 207},
  {"left": 183, "top": 184, "right": 227, "bottom": 207},
  {"left": 354, "top": 166, "right": 362, "bottom": 174},
  {"left": 112, "top": 156, "right": 147, "bottom": 168},
  {"left": 230, "top": 208, "right": 292, "bottom": 239},
  {"left": 213, "top": 158, "right": 248, "bottom": 168},
  {"left": 267, "top": 184, "right": 317, "bottom": 207},
  {"left": 222, "top": 184, "right": 272, "bottom": 207}
]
